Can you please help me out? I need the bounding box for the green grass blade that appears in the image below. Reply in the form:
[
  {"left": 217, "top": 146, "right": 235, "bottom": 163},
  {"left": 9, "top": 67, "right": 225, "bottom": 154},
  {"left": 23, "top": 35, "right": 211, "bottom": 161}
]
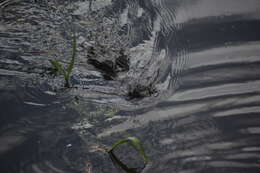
[
  {"left": 49, "top": 59, "right": 66, "bottom": 76},
  {"left": 109, "top": 137, "right": 150, "bottom": 164},
  {"left": 66, "top": 33, "right": 77, "bottom": 77}
]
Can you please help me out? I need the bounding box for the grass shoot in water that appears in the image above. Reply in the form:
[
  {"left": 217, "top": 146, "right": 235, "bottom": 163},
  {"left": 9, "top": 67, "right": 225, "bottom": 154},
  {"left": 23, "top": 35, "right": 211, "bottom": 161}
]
[
  {"left": 49, "top": 33, "right": 76, "bottom": 88},
  {"left": 108, "top": 137, "right": 150, "bottom": 173}
]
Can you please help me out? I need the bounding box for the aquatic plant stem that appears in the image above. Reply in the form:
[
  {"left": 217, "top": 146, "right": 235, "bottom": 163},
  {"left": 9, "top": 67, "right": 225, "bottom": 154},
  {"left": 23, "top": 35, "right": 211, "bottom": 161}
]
[
  {"left": 108, "top": 137, "right": 150, "bottom": 164},
  {"left": 49, "top": 33, "right": 77, "bottom": 88}
]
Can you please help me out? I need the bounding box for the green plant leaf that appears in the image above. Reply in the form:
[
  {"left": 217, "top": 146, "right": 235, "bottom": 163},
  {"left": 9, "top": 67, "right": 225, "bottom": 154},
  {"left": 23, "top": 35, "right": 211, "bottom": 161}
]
[
  {"left": 49, "top": 59, "right": 66, "bottom": 76},
  {"left": 66, "top": 33, "right": 77, "bottom": 78},
  {"left": 108, "top": 137, "right": 150, "bottom": 164},
  {"left": 48, "top": 33, "right": 76, "bottom": 88}
]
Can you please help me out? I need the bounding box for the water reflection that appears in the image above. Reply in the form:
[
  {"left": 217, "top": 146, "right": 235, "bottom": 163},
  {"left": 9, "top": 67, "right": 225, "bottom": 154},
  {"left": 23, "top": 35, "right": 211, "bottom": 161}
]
[
  {"left": 0, "top": 0, "right": 260, "bottom": 173},
  {"left": 96, "top": 0, "right": 260, "bottom": 172}
]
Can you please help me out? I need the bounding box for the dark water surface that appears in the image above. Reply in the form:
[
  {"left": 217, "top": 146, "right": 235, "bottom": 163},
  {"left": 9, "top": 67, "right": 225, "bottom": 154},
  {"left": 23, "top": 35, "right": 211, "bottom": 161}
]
[{"left": 1, "top": 0, "right": 260, "bottom": 173}]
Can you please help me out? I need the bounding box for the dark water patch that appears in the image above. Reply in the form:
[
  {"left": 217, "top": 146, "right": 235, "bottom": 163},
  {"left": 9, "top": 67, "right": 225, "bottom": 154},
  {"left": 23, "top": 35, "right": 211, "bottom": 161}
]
[
  {"left": 184, "top": 60, "right": 260, "bottom": 75},
  {"left": 0, "top": 81, "right": 86, "bottom": 173},
  {"left": 0, "top": 134, "right": 39, "bottom": 173},
  {"left": 168, "top": 19, "right": 260, "bottom": 52},
  {"left": 157, "top": 92, "right": 260, "bottom": 111},
  {"left": 1, "top": 0, "right": 260, "bottom": 173},
  {"left": 179, "top": 61, "right": 260, "bottom": 90},
  {"left": 87, "top": 52, "right": 130, "bottom": 80}
]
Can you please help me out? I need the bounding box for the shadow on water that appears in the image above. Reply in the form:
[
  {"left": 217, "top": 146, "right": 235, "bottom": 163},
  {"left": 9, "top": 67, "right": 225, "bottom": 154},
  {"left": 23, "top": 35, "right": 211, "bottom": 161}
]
[
  {"left": 0, "top": 77, "right": 84, "bottom": 172},
  {"left": 1, "top": 0, "right": 260, "bottom": 173}
]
